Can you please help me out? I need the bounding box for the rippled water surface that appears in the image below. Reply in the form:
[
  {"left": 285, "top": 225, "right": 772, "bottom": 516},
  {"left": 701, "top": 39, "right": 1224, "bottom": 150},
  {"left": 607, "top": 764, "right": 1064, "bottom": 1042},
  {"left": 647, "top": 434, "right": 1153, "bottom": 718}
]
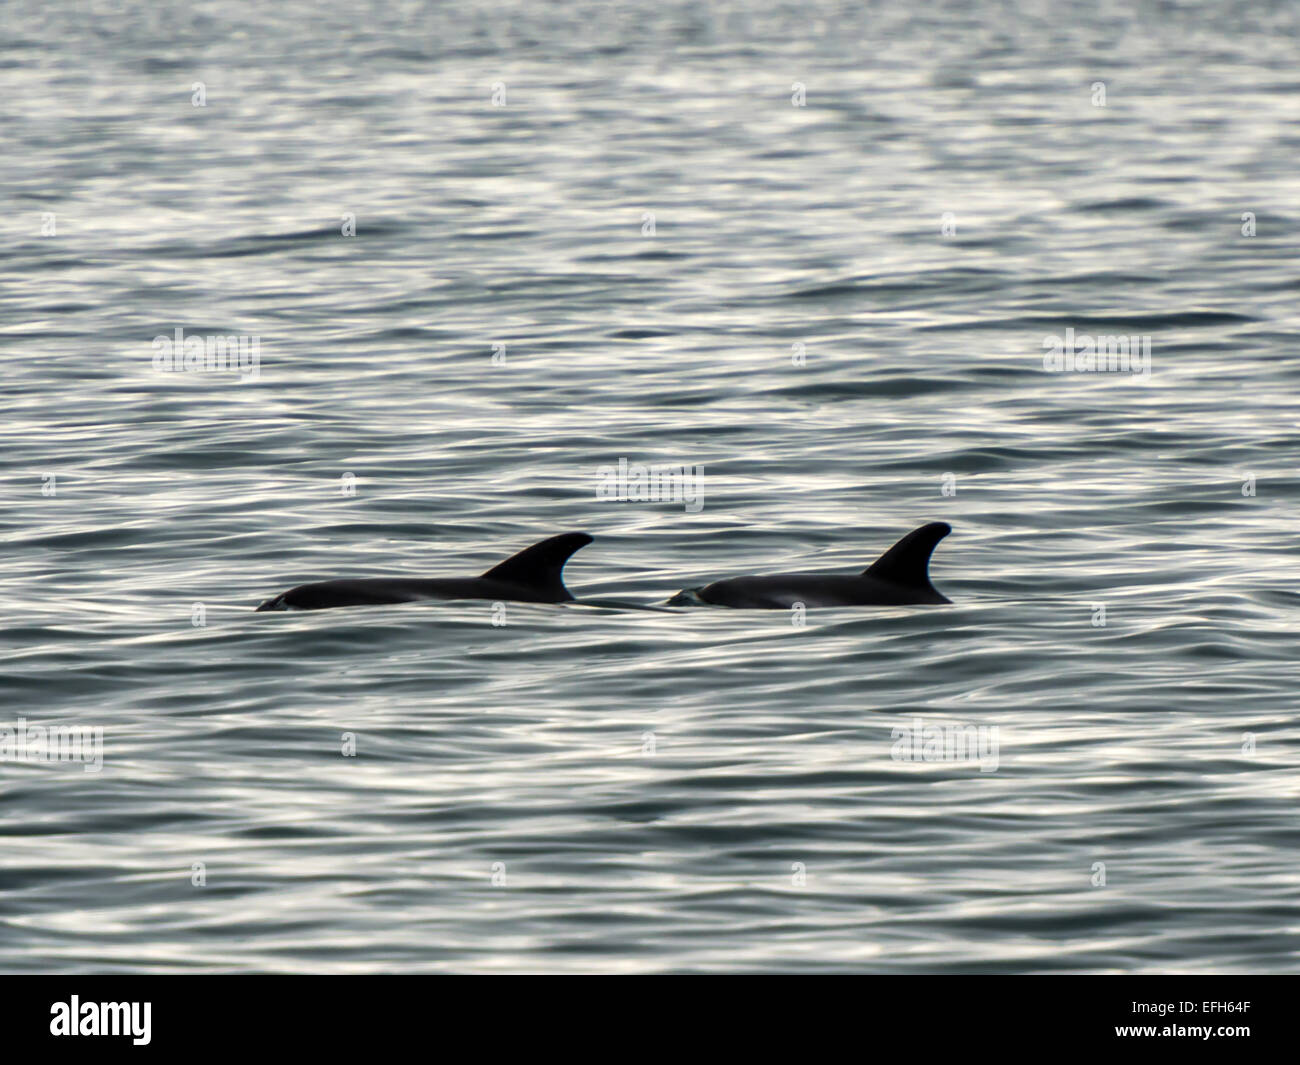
[{"left": 2, "top": 0, "right": 1299, "bottom": 973}]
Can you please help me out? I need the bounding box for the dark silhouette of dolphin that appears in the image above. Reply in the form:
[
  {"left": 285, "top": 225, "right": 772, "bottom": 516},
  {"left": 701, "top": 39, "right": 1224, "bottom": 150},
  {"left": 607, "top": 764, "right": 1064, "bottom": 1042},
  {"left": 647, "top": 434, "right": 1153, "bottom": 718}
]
[
  {"left": 669, "top": 522, "right": 951, "bottom": 608},
  {"left": 255, "top": 532, "right": 594, "bottom": 611}
]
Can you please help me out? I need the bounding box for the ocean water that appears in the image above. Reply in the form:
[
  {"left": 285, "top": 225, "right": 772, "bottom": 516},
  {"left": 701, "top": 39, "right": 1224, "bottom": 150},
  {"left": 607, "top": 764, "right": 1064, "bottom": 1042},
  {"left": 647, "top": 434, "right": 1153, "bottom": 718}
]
[{"left": 2, "top": 0, "right": 1299, "bottom": 974}]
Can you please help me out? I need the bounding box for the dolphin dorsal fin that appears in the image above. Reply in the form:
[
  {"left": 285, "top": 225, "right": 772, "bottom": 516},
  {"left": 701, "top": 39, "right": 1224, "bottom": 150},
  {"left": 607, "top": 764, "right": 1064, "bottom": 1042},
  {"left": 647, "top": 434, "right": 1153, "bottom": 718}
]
[
  {"left": 864, "top": 522, "right": 951, "bottom": 590},
  {"left": 480, "top": 532, "right": 594, "bottom": 600}
]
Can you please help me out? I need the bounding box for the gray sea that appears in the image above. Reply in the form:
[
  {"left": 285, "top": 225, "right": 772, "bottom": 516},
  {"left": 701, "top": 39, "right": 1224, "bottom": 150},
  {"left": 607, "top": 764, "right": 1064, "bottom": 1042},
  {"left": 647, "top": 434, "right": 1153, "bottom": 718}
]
[{"left": 2, "top": 0, "right": 1299, "bottom": 974}]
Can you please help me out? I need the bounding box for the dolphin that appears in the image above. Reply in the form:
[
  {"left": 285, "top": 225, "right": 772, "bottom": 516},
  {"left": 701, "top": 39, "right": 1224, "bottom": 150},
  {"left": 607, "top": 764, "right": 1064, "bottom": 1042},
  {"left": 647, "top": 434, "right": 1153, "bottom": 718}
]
[
  {"left": 255, "top": 532, "right": 594, "bottom": 611},
  {"left": 668, "top": 522, "right": 952, "bottom": 608}
]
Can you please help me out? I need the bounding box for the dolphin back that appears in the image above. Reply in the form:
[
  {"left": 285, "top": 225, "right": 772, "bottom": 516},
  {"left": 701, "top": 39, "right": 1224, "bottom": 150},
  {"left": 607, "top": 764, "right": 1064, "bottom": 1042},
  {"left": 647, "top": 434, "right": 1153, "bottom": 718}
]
[{"left": 479, "top": 532, "right": 594, "bottom": 601}]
